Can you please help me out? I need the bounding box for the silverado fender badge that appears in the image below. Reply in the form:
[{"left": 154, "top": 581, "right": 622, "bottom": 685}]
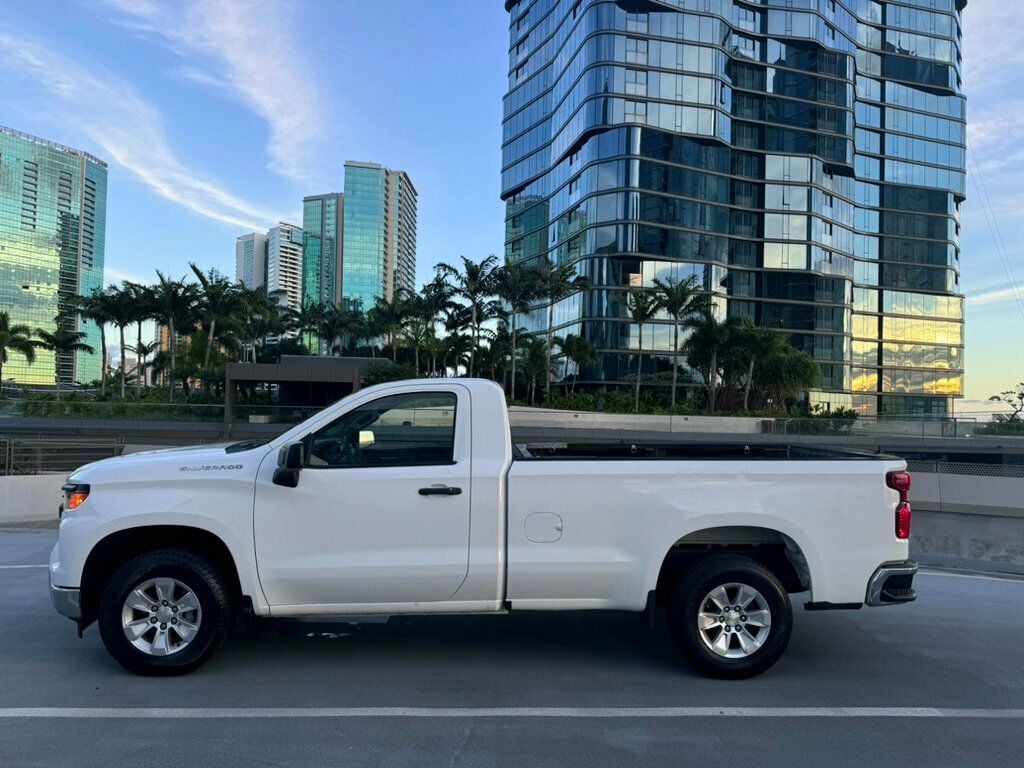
[{"left": 178, "top": 464, "right": 244, "bottom": 472}]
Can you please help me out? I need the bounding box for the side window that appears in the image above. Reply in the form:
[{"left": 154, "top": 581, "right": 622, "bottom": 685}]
[{"left": 308, "top": 392, "right": 457, "bottom": 469}]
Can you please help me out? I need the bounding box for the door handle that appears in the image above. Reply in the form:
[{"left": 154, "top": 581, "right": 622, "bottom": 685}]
[{"left": 418, "top": 485, "right": 462, "bottom": 496}]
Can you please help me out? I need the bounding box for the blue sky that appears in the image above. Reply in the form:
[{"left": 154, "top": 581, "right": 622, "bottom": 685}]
[{"left": 0, "top": 0, "right": 1021, "bottom": 410}]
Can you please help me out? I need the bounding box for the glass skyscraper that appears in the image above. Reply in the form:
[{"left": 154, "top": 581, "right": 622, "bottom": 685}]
[
  {"left": 0, "top": 125, "right": 107, "bottom": 386},
  {"left": 302, "top": 192, "right": 343, "bottom": 306},
  {"left": 501, "top": 0, "right": 966, "bottom": 416},
  {"left": 341, "top": 161, "right": 418, "bottom": 310}
]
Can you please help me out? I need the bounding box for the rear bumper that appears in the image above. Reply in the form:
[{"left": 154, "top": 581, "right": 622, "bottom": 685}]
[{"left": 865, "top": 561, "right": 918, "bottom": 607}]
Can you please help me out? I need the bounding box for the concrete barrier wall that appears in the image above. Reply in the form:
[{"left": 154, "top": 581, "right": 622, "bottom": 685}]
[
  {"left": 912, "top": 510, "right": 1024, "bottom": 575},
  {"left": 0, "top": 474, "right": 64, "bottom": 524},
  {"left": 508, "top": 408, "right": 767, "bottom": 434}
]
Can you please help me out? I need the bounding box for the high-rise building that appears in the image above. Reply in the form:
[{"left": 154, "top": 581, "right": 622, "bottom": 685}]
[
  {"left": 266, "top": 222, "right": 303, "bottom": 313},
  {"left": 501, "top": 0, "right": 966, "bottom": 416},
  {"left": 301, "top": 193, "right": 344, "bottom": 307},
  {"left": 0, "top": 125, "right": 107, "bottom": 386},
  {"left": 235, "top": 231, "right": 267, "bottom": 289},
  {"left": 342, "top": 161, "right": 417, "bottom": 311}
]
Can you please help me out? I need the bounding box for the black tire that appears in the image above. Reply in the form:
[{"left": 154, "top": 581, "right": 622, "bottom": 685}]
[
  {"left": 97, "top": 548, "right": 235, "bottom": 676},
  {"left": 665, "top": 555, "right": 792, "bottom": 679}
]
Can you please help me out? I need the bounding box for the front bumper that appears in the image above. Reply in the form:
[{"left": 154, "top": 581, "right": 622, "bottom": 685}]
[
  {"left": 865, "top": 561, "right": 918, "bottom": 607},
  {"left": 49, "top": 581, "right": 82, "bottom": 620}
]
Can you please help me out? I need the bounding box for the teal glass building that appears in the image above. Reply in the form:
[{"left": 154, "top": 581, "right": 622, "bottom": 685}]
[
  {"left": 0, "top": 125, "right": 107, "bottom": 386},
  {"left": 501, "top": 0, "right": 966, "bottom": 416},
  {"left": 302, "top": 193, "right": 343, "bottom": 306},
  {"left": 341, "top": 161, "right": 417, "bottom": 311}
]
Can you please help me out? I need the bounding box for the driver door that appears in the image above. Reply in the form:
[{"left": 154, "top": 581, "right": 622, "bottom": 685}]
[{"left": 253, "top": 386, "right": 472, "bottom": 608}]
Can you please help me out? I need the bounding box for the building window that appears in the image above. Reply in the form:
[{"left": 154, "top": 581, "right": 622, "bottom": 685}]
[
  {"left": 568, "top": 176, "right": 579, "bottom": 195},
  {"left": 825, "top": 23, "right": 835, "bottom": 42},
  {"left": 625, "top": 37, "right": 648, "bottom": 65},
  {"left": 626, "top": 12, "right": 647, "bottom": 33},
  {"left": 624, "top": 100, "right": 648, "bottom": 122},
  {"left": 625, "top": 68, "right": 647, "bottom": 96}
]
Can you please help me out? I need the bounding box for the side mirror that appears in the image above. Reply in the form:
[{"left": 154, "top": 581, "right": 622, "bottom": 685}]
[
  {"left": 358, "top": 430, "right": 375, "bottom": 449},
  {"left": 273, "top": 442, "right": 304, "bottom": 488}
]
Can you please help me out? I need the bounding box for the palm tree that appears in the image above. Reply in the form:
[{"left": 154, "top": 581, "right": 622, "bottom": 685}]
[
  {"left": 442, "top": 332, "right": 474, "bottom": 377},
  {"left": 494, "top": 262, "right": 542, "bottom": 399},
  {"left": 436, "top": 255, "right": 500, "bottom": 376},
  {"left": 652, "top": 275, "right": 709, "bottom": 409},
  {"left": 33, "top": 326, "right": 95, "bottom": 399},
  {"left": 401, "top": 316, "right": 435, "bottom": 374},
  {"left": 558, "top": 334, "right": 597, "bottom": 395},
  {"left": 189, "top": 264, "right": 240, "bottom": 379},
  {"left": 683, "top": 310, "right": 741, "bottom": 413},
  {"left": 317, "top": 304, "right": 362, "bottom": 356},
  {"left": 124, "top": 283, "right": 155, "bottom": 398},
  {"left": 151, "top": 272, "right": 198, "bottom": 400},
  {"left": 76, "top": 288, "right": 115, "bottom": 397},
  {"left": 130, "top": 339, "right": 159, "bottom": 390},
  {"left": 628, "top": 288, "right": 660, "bottom": 413},
  {"left": 518, "top": 336, "right": 554, "bottom": 405},
  {"left": 368, "top": 290, "right": 412, "bottom": 362},
  {"left": 537, "top": 259, "right": 591, "bottom": 400},
  {"left": 105, "top": 285, "right": 138, "bottom": 399},
  {"left": 287, "top": 300, "right": 329, "bottom": 353},
  {"left": 0, "top": 311, "right": 37, "bottom": 395}
]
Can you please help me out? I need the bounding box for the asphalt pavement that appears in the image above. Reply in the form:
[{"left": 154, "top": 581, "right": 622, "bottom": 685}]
[{"left": 1, "top": 528, "right": 1022, "bottom": 767}]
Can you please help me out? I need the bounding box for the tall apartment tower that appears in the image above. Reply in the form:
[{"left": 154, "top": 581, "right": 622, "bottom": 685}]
[
  {"left": 342, "top": 161, "right": 417, "bottom": 311},
  {"left": 266, "top": 223, "right": 304, "bottom": 312},
  {"left": 301, "top": 192, "right": 344, "bottom": 306},
  {"left": 0, "top": 125, "right": 107, "bottom": 386},
  {"left": 235, "top": 231, "right": 267, "bottom": 289},
  {"left": 501, "top": 0, "right": 966, "bottom": 417}
]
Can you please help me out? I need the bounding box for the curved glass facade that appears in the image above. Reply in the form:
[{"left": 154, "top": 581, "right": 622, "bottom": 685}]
[
  {"left": 0, "top": 125, "right": 107, "bottom": 386},
  {"left": 501, "top": 0, "right": 966, "bottom": 416}
]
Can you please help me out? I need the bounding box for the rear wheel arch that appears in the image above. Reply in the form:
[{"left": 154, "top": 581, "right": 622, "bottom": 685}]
[
  {"left": 653, "top": 525, "right": 811, "bottom": 606},
  {"left": 80, "top": 526, "right": 243, "bottom": 627}
]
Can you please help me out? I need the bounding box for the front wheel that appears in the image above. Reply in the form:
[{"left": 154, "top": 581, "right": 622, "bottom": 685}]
[
  {"left": 666, "top": 555, "right": 793, "bottom": 679},
  {"left": 97, "top": 549, "right": 234, "bottom": 676}
]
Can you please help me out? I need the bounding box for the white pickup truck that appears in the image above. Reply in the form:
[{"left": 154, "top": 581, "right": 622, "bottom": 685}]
[{"left": 49, "top": 378, "right": 917, "bottom": 678}]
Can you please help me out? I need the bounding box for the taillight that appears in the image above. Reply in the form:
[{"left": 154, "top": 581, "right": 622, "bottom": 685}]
[
  {"left": 896, "top": 502, "right": 912, "bottom": 540},
  {"left": 887, "top": 471, "right": 912, "bottom": 539}
]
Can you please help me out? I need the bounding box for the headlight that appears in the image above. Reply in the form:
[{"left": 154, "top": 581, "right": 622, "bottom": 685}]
[{"left": 61, "top": 483, "right": 90, "bottom": 517}]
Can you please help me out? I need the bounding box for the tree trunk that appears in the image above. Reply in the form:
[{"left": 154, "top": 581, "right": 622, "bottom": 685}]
[
  {"left": 119, "top": 325, "right": 126, "bottom": 400},
  {"left": 168, "top": 317, "right": 176, "bottom": 402},
  {"left": 204, "top": 317, "right": 217, "bottom": 372},
  {"left": 391, "top": 332, "right": 397, "bottom": 362},
  {"left": 509, "top": 317, "right": 518, "bottom": 399},
  {"left": 135, "top": 321, "right": 144, "bottom": 399},
  {"left": 743, "top": 357, "right": 755, "bottom": 411},
  {"left": 634, "top": 328, "right": 643, "bottom": 414},
  {"left": 545, "top": 301, "right": 554, "bottom": 401},
  {"left": 99, "top": 326, "right": 107, "bottom": 397},
  {"left": 469, "top": 305, "right": 478, "bottom": 377},
  {"left": 708, "top": 347, "right": 718, "bottom": 413},
  {"left": 414, "top": 345, "right": 420, "bottom": 375},
  {"left": 671, "top": 319, "right": 680, "bottom": 409}
]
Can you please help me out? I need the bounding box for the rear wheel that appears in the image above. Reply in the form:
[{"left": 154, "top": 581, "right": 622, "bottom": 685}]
[
  {"left": 666, "top": 555, "right": 792, "bottom": 679},
  {"left": 97, "top": 549, "right": 234, "bottom": 676}
]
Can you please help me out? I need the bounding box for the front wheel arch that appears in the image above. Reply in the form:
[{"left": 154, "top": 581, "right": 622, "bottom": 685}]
[{"left": 80, "top": 526, "right": 242, "bottom": 628}]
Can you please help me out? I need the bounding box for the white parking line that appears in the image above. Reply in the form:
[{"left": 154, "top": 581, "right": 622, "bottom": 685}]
[
  {"left": 0, "top": 707, "right": 1022, "bottom": 719},
  {"left": 0, "top": 564, "right": 48, "bottom": 570}
]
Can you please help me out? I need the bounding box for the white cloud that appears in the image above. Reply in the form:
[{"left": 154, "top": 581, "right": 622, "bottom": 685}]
[
  {"left": 0, "top": 31, "right": 286, "bottom": 231},
  {"left": 967, "top": 281, "right": 1024, "bottom": 308},
  {"left": 100, "top": 0, "right": 326, "bottom": 185}
]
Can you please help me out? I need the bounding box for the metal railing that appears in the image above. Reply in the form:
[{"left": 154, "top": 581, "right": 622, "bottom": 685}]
[
  {"left": 904, "top": 460, "right": 1024, "bottom": 478},
  {"left": 0, "top": 437, "right": 123, "bottom": 476},
  {"left": 771, "top": 416, "right": 981, "bottom": 439}
]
